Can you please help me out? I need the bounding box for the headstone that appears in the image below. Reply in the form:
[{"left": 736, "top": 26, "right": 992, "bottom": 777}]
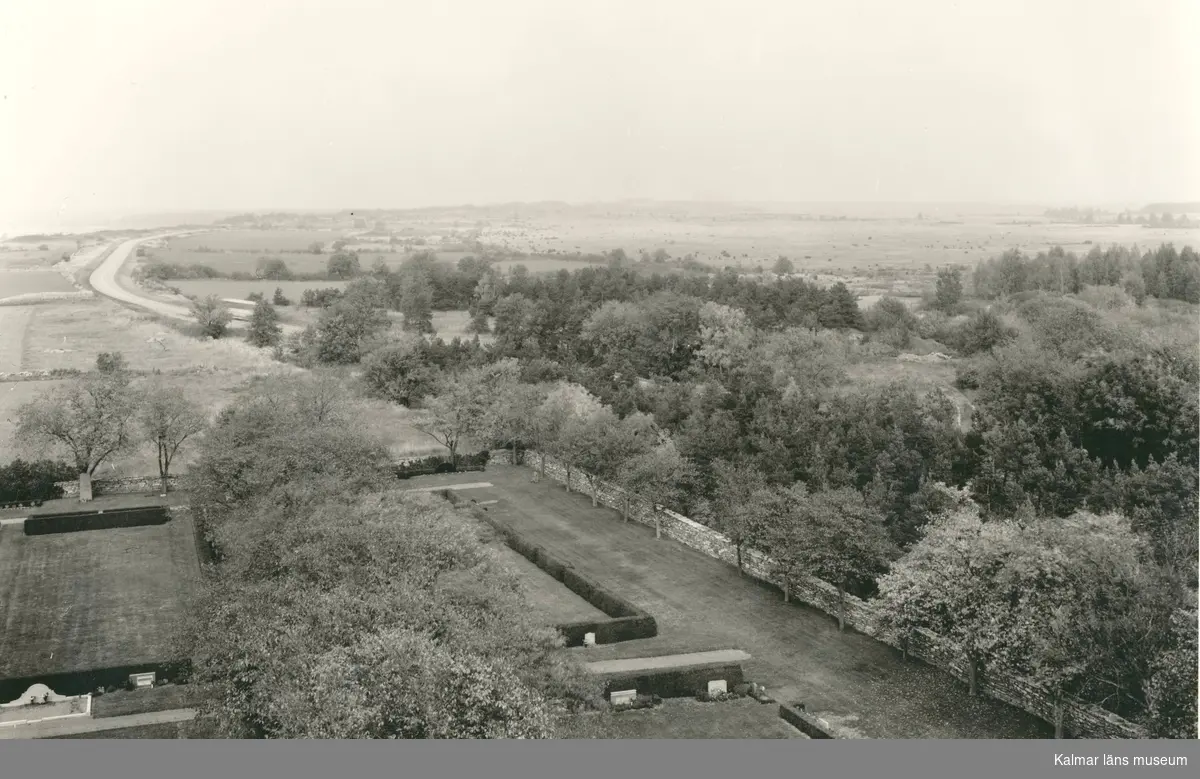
[
  {"left": 610, "top": 689, "right": 637, "bottom": 706},
  {"left": 129, "top": 672, "right": 155, "bottom": 689},
  {"left": 78, "top": 473, "right": 92, "bottom": 503},
  {"left": 707, "top": 679, "right": 727, "bottom": 696},
  {"left": 583, "top": 632, "right": 596, "bottom": 647}
]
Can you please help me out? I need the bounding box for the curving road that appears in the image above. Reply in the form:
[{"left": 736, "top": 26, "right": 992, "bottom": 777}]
[{"left": 89, "top": 234, "right": 253, "bottom": 323}]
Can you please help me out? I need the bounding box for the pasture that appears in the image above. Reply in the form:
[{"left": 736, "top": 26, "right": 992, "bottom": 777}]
[
  {"left": 425, "top": 466, "right": 1051, "bottom": 739},
  {"left": 0, "top": 516, "right": 200, "bottom": 680},
  {"left": 478, "top": 211, "right": 1200, "bottom": 274},
  {"left": 0, "top": 271, "right": 76, "bottom": 299},
  {"left": 0, "top": 241, "right": 77, "bottom": 271},
  {"left": 170, "top": 230, "right": 348, "bottom": 252}
]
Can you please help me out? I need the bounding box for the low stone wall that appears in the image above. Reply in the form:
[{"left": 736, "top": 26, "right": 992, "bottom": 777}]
[
  {"left": 519, "top": 450, "right": 1146, "bottom": 740},
  {"left": 56, "top": 476, "right": 180, "bottom": 498}
]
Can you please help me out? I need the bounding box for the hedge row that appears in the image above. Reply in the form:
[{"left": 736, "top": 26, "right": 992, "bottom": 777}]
[
  {"left": 598, "top": 662, "right": 746, "bottom": 700},
  {"left": 0, "top": 660, "right": 192, "bottom": 702},
  {"left": 24, "top": 506, "right": 169, "bottom": 536},
  {"left": 441, "top": 490, "right": 657, "bottom": 647},
  {"left": 393, "top": 450, "right": 490, "bottom": 479}
]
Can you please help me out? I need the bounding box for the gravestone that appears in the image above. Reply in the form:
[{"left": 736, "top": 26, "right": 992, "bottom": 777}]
[
  {"left": 128, "top": 672, "right": 155, "bottom": 689},
  {"left": 78, "top": 473, "right": 92, "bottom": 503},
  {"left": 707, "top": 679, "right": 728, "bottom": 696},
  {"left": 583, "top": 632, "right": 596, "bottom": 647},
  {"left": 610, "top": 689, "right": 637, "bottom": 706}
]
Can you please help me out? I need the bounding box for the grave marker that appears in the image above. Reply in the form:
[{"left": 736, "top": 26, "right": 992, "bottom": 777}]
[
  {"left": 610, "top": 689, "right": 637, "bottom": 706},
  {"left": 707, "top": 679, "right": 728, "bottom": 696}
]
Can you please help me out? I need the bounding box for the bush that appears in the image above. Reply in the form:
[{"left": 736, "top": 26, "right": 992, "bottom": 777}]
[
  {"left": 0, "top": 459, "right": 76, "bottom": 504},
  {"left": 272, "top": 287, "right": 291, "bottom": 306}
]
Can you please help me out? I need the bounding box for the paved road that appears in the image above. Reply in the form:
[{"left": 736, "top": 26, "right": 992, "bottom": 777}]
[
  {"left": 586, "top": 649, "right": 753, "bottom": 675},
  {"left": 0, "top": 708, "right": 195, "bottom": 739},
  {"left": 88, "top": 235, "right": 252, "bottom": 324}
]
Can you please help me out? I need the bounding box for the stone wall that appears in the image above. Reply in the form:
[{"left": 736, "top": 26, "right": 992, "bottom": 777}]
[
  {"left": 519, "top": 450, "right": 1146, "bottom": 740},
  {"left": 56, "top": 476, "right": 179, "bottom": 498}
]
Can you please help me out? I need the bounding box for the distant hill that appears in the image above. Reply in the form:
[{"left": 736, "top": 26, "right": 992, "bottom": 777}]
[{"left": 1141, "top": 202, "right": 1200, "bottom": 213}]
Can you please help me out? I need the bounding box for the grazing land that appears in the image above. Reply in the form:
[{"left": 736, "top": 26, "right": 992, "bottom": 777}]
[
  {"left": 171, "top": 230, "right": 348, "bottom": 252},
  {"left": 0, "top": 516, "right": 201, "bottom": 680},
  {"left": 420, "top": 467, "right": 1051, "bottom": 740},
  {"left": 0, "top": 272, "right": 76, "bottom": 299}
]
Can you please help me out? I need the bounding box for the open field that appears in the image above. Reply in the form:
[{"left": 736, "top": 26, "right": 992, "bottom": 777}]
[
  {"left": 0, "top": 242, "right": 77, "bottom": 271},
  {"left": 492, "top": 256, "right": 605, "bottom": 273},
  {"left": 51, "top": 721, "right": 188, "bottom": 739},
  {"left": 0, "top": 516, "right": 201, "bottom": 680},
  {"left": 171, "top": 230, "right": 348, "bottom": 252},
  {"left": 0, "top": 307, "right": 33, "bottom": 371},
  {"left": 0, "top": 272, "right": 76, "bottom": 299},
  {"left": 563, "top": 697, "right": 805, "bottom": 739},
  {"left": 486, "top": 540, "right": 608, "bottom": 624},
  {"left": 170, "top": 278, "right": 350, "bottom": 301},
  {"left": 426, "top": 467, "right": 1051, "bottom": 739},
  {"left": 20, "top": 299, "right": 284, "bottom": 374},
  {"left": 479, "top": 211, "right": 1200, "bottom": 273}
]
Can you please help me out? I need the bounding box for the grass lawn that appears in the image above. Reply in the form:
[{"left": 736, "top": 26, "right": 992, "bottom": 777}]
[
  {"left": 562, "top": 697, "right": 806, "bottom": 739},
  {"left": 485, "top": 538, "right": 608, "bottom": 625},
  {"left": 428, "top": 466, "right": 1052, "bottom": 740},
  {"left": 0, "top": 515, "right": 201, "bottom": 680},
  {"left": 92, "top": 685, "right": 198, "bottom": 718},
  {"left": 50, "top": 721, "right": 187, "bottom": 739}
]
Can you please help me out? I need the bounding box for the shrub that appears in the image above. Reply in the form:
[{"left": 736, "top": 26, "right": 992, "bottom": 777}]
[
  {"left": 0, "top": 459, "right": 76, "bottom": 504},
  {"left": 273, "top": 287, "right": 291, "bottom": 306}
]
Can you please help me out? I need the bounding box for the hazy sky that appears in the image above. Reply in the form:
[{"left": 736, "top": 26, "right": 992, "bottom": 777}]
[{"left": 2, "top": 0, "right": 1197, "bottom": 223}]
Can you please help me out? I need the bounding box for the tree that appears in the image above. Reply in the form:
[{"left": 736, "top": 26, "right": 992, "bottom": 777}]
[
  {"left": 534, "top": 382, "right": 604, "bottom": 484},
  {"left": 255, "top": 257, "right": 292, "bottom": 280},
  {"left": 308, "top": 241, "right": 324, "bottom": 255},
  {"left": 934, "top": 267, "right": 964, "bottom": 313},
  {"left": 558, "top": 408, "right": 656, "bottom": 507},
  {"left": 772, "top": 256, "right": 794, "bottom": 275},
  {"left": 327, "top": 251, "right": 361, "bottom": 280},
  {"left": 1143, "top": 606, "right": 1199, "bottom": 739},
  {"left": 95, "top": 351, "right": 128, "bottom": 374},
  {"left": 139, "top": 379, "right": 207, "bottom": 494},
  {"left": 246, "top": 299, "right": 282, "bottom": 348},
  {"left": 272, "top": 287, "right": 291, "bottom": 306},
  {"left": 414, "top": 361, "right": 521, "bottom": 467},
  {"left": 14, "top": 373, "right": 139, "bottom": 486},
  {"left": 819, "top": 282, "right": 863, "bottom": 329},
  {"left": 399, "top": 265, "right": 435, "bottom": 334},
  {"left": 696, "top": 302, "right": 756, "bottom": 375},
  {"left": 361, "top": 336, "right": 440, "bottom": 407},
  {"left": 770, "top": 487, "right": 894, "bottom": 630},
  {"left": 615, "top": 439, "right": 694, "bottom": 530},
  {"left": 708, "top": 459, "right": 772, "bottom": 576},
  {"left": 191, "top": 295, "right": 233, "bottom": 339},
  {"left": 311, "top": 284, "right": 392, "bottom": 364}
]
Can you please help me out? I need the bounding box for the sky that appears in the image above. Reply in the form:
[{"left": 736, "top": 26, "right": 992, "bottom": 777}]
[{"left": 1, "top": 0, "right": 1197, "bottom": 227}]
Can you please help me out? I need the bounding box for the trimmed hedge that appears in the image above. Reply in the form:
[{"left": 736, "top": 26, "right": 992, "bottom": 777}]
[
  {"left": 778, "top": 703, "right": 837, "bottom": 738},
  {"left": 393, "top": 450, "right": 490, "bottom": 479},
  {"left": 0, "top": 660, "right": 192, "bottom": 702},
  {"left": 24, "top": 506, "right": 169, "bottom": 536},
  {"left": 598, "top": 662, "right": 745, "bottom": 700},
  {"left": 441, "top": 490, "right": 657, "bottom": 647}
]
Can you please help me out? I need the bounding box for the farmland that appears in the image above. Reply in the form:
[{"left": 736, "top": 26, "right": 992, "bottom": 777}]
[
  {"left": 0, "top": 516, "right": 200, "bottom": 680},
  {"left": 0, "top": 272, "right": 76, "bottom": 299},
  {"left": 170, "top": 230, "right": 349, "bottom": 253}
]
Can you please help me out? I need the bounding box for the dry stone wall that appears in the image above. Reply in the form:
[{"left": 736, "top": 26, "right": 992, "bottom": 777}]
[
  {"left": 56, "top": 476, "right": 179, "bottom": 498},
  {"left": 520, "top": 450, "right": 1146, "bottom": 739}
]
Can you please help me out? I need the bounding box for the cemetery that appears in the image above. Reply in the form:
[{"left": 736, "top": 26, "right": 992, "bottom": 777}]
[{"left": 0, "top": 505, "right": 201, "bottom": 702}]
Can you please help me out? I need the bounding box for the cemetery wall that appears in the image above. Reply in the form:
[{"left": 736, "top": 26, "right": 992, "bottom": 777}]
[
  {"left": 520, "top": 450, "right": 1146, "bottom": 739},
  {"left": 0, "top": 660, "right": 191, "bottom": 702}
]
